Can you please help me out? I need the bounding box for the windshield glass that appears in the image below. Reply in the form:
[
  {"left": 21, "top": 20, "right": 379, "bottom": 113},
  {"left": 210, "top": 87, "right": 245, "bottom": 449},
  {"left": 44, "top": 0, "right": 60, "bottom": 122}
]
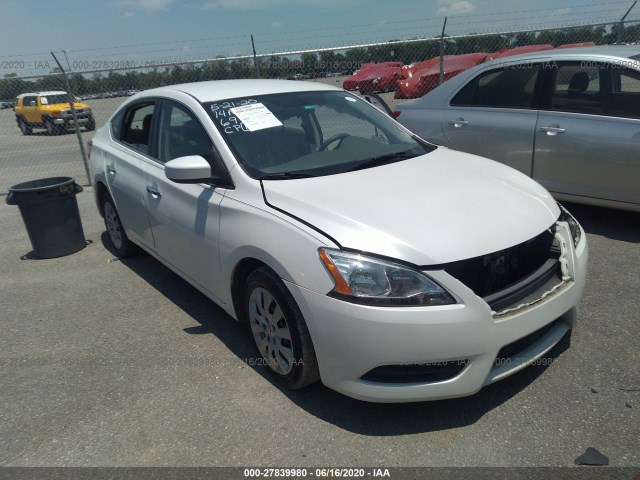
[{"left": 205, "top": 91, "right": 435, "bottom": 179}]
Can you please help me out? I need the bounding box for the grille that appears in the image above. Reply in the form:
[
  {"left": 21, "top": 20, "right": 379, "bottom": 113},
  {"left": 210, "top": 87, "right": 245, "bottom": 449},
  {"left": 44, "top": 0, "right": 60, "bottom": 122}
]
[{"left": 436, "top": 226, "right": 562, "bottom": 311}]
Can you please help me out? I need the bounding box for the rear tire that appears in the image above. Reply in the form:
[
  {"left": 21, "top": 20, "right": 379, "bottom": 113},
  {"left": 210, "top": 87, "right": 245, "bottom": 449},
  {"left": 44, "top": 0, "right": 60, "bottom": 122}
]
[
  {"left": 101, "top": 191, "right": 136, "bottom": 257},
  {"left": 244, "top": 267, "right": 320, "bottom": 390},
  {"left": 18, "top": 118, "right": 32, "bottom": 135}
]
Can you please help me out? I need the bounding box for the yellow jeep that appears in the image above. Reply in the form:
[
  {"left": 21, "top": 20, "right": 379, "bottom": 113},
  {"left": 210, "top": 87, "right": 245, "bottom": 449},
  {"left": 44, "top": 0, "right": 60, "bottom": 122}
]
[{"left": 14, "top": 91, "right": 95, "bottom": 135}]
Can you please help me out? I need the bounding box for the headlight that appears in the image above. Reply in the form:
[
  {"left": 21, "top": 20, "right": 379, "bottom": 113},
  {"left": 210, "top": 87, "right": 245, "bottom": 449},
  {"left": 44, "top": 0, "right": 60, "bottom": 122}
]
[
  {"left": 557, "top": 203, "right": 582, "bottom": 248},
  {"left": 318, "top": 248, "right": 455, "bottom": 306}
]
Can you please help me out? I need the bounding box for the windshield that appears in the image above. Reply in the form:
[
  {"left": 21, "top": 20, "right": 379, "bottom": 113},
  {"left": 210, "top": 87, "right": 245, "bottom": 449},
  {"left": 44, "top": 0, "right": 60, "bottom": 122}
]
[{"left": 205, "top": 91, "right": 435, "bottom": 179}]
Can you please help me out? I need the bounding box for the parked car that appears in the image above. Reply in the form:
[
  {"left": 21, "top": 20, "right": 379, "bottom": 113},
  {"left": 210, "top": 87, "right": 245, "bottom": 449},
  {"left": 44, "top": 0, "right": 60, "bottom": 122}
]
[
  {"left": 395, "top": 53, "right": 488, "bottom": 99},
  {"left": 557, "top": 42, "right": 596, "bottom": 49},
  {"left": 14, "top": 91, "right": 95, "bottom": 135},
  {"left": 343, "top": 62, "right": 404, "bottom": 92},
  {"left": 88, "top": 79, "right": 587, "bottom": 402},
  {"left": 393, "top": 45, "right": 640, "bottom": 212},
  {"left": 488, "top": 44, "right": 555, "bottom": 60}
]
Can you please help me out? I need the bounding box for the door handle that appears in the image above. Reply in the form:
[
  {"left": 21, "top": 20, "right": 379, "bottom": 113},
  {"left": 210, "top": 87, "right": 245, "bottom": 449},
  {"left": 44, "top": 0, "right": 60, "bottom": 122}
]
[
  {"left": 539, "top": 125, "right": 566, "bottom": 135},
  {"left": 448, "top": 118, "right": 468, "bottom": 127},
  {"left": 107, "top": 166, "right": 116, "bottom": 175},
  {"left": 146, "top": 186, "right": 162, "bottom": 198}
]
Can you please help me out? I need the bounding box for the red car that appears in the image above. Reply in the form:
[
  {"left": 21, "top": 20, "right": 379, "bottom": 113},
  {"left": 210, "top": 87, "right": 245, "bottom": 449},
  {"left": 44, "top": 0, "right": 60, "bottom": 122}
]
[
  {"left": 557, "top": 42, "right": 596, "bottom": 49},
  {"left": 488, "top": 44, "right": 554, "bottom": 60},
  {"left": 395, "top": 53, "right": 488, "bottom": 99},
  {"left": 343, "top": 62, "right": 404, "bottom": 92}
]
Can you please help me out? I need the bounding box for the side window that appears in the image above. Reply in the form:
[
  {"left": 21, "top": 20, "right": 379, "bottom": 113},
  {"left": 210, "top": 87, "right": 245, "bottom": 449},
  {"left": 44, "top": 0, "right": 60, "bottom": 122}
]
[
  {"left": 157, "top": 102, "right": 212, "bottom": 164},
  {"left": 616, "top": 68, "right": 640, "bottom": 93},
  {"left": 607, "top": 67, "right": 640, "bottom": 119},
  {"left": 451, "top": 65, "right": 541, "bottom": 109},
  {"left": 110, "top": 109, "right": 124, "bottom": 140},
  {"left": 23, "top": 96, "right": 36, "bottom": 106},
  {"left": 120, "top": 103, "right": 155, "bottom": 154},
  {"left": 550, "top": 63, "right": 602, "bottom": 115}
]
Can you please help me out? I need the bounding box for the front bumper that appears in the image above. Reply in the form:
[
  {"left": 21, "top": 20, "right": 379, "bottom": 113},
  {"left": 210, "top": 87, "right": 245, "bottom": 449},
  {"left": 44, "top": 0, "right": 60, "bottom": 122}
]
[
  {"left": 52, "top": 114, "right": 94, "bottom": 127},
  {"left": 286, "top": 227, "right": 588, "bottom": 403}
]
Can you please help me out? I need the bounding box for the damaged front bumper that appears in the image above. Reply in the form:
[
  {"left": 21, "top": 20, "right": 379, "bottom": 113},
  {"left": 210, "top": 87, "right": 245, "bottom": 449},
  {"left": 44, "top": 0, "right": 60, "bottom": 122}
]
[{"left": 284, "top": 214, "right": 587, "bottom": 403}]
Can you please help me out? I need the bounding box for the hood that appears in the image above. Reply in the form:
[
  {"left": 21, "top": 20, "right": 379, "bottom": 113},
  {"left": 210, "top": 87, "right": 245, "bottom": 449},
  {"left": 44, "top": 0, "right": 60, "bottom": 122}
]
[{"left": 262, "top": 148, "right": 560, "bottom": 265}]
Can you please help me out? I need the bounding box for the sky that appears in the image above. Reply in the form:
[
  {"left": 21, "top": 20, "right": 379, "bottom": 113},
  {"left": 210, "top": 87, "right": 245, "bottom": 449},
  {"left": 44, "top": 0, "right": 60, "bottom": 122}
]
[{"left": 0, "top": 0, "right": 638, "bottom": 76}]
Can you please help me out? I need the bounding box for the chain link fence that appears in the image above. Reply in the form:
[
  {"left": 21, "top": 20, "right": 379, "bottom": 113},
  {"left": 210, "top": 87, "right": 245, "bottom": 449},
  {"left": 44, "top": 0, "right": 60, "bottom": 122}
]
[{"left": 1, "top": 19, "right": 639, "bottom": 194}]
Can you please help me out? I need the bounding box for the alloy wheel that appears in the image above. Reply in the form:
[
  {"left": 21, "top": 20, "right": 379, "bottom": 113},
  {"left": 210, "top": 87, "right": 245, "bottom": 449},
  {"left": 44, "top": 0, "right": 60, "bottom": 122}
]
[
  {"left": 104, "top": 201, "right": 123, "bottom": 250},
  {"left": 248, "top": 287, "right": 295, "bottom": 375}
]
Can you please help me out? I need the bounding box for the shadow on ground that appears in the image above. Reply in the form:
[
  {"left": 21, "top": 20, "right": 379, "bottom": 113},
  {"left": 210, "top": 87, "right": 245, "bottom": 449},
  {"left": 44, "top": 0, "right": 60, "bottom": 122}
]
[{"left": 563, "top": 202, "right": 640, "bottom": 243}]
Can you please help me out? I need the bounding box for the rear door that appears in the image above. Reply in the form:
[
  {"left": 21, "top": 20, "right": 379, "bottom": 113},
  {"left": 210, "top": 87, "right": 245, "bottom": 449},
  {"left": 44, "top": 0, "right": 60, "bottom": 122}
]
[
  {"left": 106, "top": 101, "right": 157, "bottom": 247},
  {"left": 533, "top": 61, "right": 640, "bottom": 206},
  {"left": 440, "top": 63, "right": 544, "bottom": 175}
]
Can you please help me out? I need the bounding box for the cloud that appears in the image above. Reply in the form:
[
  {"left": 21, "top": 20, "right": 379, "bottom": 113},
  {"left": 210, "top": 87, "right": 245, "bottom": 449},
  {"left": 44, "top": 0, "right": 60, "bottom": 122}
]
[
  {"left": 119, "top": 0, "right": 174, "bottom": 10},
  {"left": 271, "top": 21, "right": 283, "bottom": 28},
  {"left": 202, "top": 0, "right": 363, "bottom": 10},
  {"left": 203, "top": 0, "right": 286, "bottom": 9},
  {"left": 123, "top": 11, "right": 136, "bottom": 17},
  {"left": 554, "top": 8, "right": 571, "bottom": 16},
  {"left": 437, "top": 0, "right": 476, "bottom": 15}
]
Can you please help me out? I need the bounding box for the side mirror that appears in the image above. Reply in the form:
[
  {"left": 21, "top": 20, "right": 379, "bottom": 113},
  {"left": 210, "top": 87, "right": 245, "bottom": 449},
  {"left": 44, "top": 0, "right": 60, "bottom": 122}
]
[{"left": 165, "top": 155, "right": 212, "bottom": 184}]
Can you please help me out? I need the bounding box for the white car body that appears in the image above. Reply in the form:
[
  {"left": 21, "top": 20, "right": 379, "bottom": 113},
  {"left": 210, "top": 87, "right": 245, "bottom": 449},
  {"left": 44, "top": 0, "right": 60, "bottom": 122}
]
[{"left": 89, "top": 80, "right": 587, "bottom": 402}]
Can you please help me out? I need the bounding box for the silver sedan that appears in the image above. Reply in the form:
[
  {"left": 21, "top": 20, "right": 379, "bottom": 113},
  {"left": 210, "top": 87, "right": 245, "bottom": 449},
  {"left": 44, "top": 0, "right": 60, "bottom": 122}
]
[{"left": 393, "top": 45, "right": 640, "bottom": 212}]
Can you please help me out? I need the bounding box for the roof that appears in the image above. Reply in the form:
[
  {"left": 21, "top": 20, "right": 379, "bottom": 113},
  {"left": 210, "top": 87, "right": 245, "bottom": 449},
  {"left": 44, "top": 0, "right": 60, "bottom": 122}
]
[
  {"left": 487, "top": 44, "right": 640, "bottom": 63},
  {"left": 141, "top": 79, "right": 342, "bottom": 103},
  {"left": 16, "top": 91, "right": 68, "bottom": 98}
]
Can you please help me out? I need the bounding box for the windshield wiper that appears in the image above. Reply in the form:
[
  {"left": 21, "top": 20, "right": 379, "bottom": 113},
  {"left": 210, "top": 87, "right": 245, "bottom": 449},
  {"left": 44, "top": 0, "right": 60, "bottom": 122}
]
[
  {"left": 344, "top": 151, "right": 416, "bottom": 173},
  {"left": 260, "top": 172, "right": 316, "bottom": 180}
]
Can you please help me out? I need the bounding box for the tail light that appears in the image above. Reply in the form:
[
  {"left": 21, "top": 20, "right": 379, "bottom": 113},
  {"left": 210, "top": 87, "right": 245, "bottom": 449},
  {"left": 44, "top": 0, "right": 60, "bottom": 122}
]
[{"left": 392, "top": 111, "right": 401, "bottom": 119}]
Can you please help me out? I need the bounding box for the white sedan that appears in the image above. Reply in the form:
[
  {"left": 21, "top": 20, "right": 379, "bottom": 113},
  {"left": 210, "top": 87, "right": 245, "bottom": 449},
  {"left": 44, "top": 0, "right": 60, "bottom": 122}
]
[{"left": 88, "top": 79, "right": 587, "bottom": 402}]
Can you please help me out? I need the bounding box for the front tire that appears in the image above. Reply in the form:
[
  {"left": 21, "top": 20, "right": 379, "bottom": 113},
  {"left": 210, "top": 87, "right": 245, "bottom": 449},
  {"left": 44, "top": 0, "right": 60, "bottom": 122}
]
[
  {"left": 244, "top": 267, "right": 320, "bottom": 390},
  {"left": 45, "top": 119, "right": 58, "bottom": 136},
  {"left": 101, "top": 191, "right": 136, "bottom": 257}
]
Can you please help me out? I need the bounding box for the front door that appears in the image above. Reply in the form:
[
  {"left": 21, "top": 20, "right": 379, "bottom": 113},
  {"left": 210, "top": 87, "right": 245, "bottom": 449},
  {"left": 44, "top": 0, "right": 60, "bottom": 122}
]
[
  {"left": 143, "top": 100, "right": 227, "bottom": 303},
  {"left": 440, "top": 63, "right": 544, "bottom": 176}
]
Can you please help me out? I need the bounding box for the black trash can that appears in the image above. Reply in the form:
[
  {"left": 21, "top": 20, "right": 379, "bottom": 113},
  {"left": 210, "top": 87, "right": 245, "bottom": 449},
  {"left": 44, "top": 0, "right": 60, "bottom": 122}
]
[{"left": 6, "top": 177, "right": 86, "bottom": 259}]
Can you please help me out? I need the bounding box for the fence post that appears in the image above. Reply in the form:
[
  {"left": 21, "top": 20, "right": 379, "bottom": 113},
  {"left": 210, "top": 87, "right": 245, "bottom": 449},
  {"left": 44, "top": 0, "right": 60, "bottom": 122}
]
[
  {"left": 50, "top": 52, "right": 91, "bottom": 186},
  {"left": 251, "top": 34, "right": 261, "bottom": 78},
  {"left": 439, "top": 17, "right": 447, "bottom": 85},
  {"left": 617, "top": 0, "right": 638, "bottom": 44}
]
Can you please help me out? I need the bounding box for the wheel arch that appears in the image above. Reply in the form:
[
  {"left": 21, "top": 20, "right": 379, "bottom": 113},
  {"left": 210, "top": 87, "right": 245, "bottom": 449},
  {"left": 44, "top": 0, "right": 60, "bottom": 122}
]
[
  {"left": 230, "top": 257, "right": 270, "bottom": 323},
  {"left": 95, "top": 181, "right": 109, "bottom": 218}
]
